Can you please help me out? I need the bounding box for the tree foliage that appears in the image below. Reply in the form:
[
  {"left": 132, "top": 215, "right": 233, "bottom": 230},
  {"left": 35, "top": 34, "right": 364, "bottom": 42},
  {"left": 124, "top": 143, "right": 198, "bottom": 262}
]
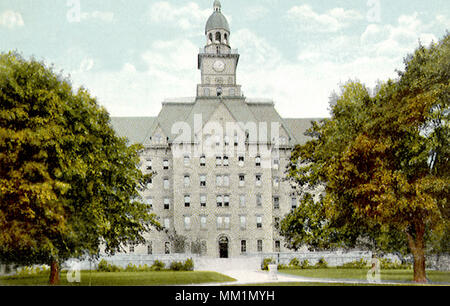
[
  {"left": 281, "top": 34, "right": 449, "bottom": 283},
  {"left": 0, "top": 52, "right": 159, "bottom": 282}
]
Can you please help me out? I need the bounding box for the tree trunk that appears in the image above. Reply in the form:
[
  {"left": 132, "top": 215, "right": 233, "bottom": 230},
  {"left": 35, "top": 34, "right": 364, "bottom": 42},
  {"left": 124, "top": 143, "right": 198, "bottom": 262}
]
[
  {"left": 406, "top": 222, "right": 428, "bottom": 283},
  {"left": 49, "top": 260, "right": 60, "bottom": 285}
]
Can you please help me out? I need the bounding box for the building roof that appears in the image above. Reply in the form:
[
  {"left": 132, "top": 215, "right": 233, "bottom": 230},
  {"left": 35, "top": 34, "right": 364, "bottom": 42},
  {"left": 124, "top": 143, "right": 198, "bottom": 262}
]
[
  {"left": 109, "top": 99, "right": 324, "bottom": 147},
  {"left": 205, "top": 7, "right": 230, "bottom": 33}
]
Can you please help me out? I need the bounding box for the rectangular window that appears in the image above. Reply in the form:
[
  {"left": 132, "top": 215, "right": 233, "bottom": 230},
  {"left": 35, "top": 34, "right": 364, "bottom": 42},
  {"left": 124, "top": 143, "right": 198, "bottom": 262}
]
[
  {"left": 200, "top": 195, "right": 207, "bottom": 208},
  {"left": 146, "top": 159, "right": 152, "bottom": 171},
  {"left": 273, "top": 177, "right": 280, "bottom": 189},
  {"left": 255, "top": 156, "right": 261, "bottom": 167},
  {"left": 200, "top": 155, "right": 206, "bottom": 167},
  {"left": 216, "top": 217, "right": 223, "bottom": 229},
  {"left": 163, "top": 178, "right": 170, "bottom": 190},
  {"left": 184, "top": 216, "right": 191, "bottom": 230},
  {"left": 273, "top": 159, "right": 279, "bottom": 170},
  {"left": 164, "top": 218, "right": 170, "bottom": 229},
  {"left": 224, "top": 136, "right": 230, "bottom": 146},
  {"left": 275, "top": 240, "right": 281, "bottom": 253},
  {"left": 129, "top": 243, "right": 135, "bottom": 253},
  {"left": 147, "top": 178, "right": 153, "bottom": 189},
  {"left": 223, "top": 156, "right": 229, "bottom": 166},
  {"left": 184, "top": 195, "right": 191, "bottom": 208},
  {"left": 163, "top": 160, "right": 169, "bottom": 170},
  {"left": 223, "top": 175, "right": 230, "bottom": 187},
  {"left": 165, "top": 242, "right": 171, "bottom": 254},
  {"left": 240, "top": 216, "right": 246, "bottom": 230},
  {"left": 291, "top": 197, "right": 298, "bottom": 210},
  {"left": 238, "top": 156, "right": 245, "bottom": 167},
  {"left": 256, "top": 216, "right": 263, "bottom": 229},
  {"left": 184, "top": 175, "right": 190, "bottom": 187},
  {"left": 216, "top": 175, "right": 223, "bottom": 187},
  {"left": 164, "top": 198, "right": 170, "bottom": 210},
  {"left": 255, "top": 174, "right": 262, "bottom": 187},
  {"left": 184, "top": 155, "right": 190, "bottom": 166},
  {"left": 200, "top": 175, "right": 206, "bottom": 187},
  {"left": 224, "top": 216, "right": 230, "bottom": 229},
  {"left": 239, "top": 195, "right": 246, "bottom": 208},
  {"left": 256, "top": 194, "right": 262, "bottom": 207},
  {"left": 217, "top": 195, "right": 223, "bottom": 207},
  {"left": 200, "top": 216, "right": 207, "bottom": 230},
  {"left": 273, "top": 196, "right": 280, "bottom": 210},
  {"left": 257, "top": 240, "right": 263, "bottom": 252},
  {"left": 241, "top": 240, "right": 246, "bottom": 253},
  {"left": 216, "top": 156, "right": 222, "bottom": 167},
  {"left": 147, "top": 241, "right": 153, "bottom": 255},
  {"left": 274, "top": 217, "right": 280, "bottom": 230},
  {"left": 239, "top": 174, "right": 245, "bottom": 187},
  {"left": 224, "top": 195, "right": 230, "bottom": 207},
  {"left": 234, "top": 135, "right": 239, "bottom": 147}
]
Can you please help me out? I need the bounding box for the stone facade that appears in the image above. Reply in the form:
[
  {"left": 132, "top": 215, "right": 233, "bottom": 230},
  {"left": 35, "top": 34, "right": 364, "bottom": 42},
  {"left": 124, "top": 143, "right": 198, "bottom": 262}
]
[{"left": 110, "top": 1, "right": 317, "bottom": 258}]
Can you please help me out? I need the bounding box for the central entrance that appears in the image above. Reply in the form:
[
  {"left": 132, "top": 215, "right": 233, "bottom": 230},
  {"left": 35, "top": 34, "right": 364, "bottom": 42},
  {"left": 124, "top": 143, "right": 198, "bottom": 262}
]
[{"left": 218, "top": 236, "right": 229, "bottom": 258}]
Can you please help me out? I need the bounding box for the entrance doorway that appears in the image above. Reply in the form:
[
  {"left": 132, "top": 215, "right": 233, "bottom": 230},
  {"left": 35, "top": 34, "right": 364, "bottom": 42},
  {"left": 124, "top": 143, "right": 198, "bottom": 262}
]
[{"left": 218, "top": 236, "right": 229, "bottom": 258}]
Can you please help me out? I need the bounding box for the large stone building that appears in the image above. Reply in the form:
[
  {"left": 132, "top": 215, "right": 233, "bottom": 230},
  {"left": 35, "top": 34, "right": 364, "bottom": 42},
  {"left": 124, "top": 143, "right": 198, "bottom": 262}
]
[{"left": 111, "top": 1, "right": 318, "bottom": 258}]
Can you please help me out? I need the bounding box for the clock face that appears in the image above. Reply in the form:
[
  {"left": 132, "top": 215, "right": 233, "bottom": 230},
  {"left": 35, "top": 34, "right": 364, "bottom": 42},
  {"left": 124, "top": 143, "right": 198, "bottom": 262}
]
[{"left": 213, "top": 60, "right": 225, "bottom": 72}]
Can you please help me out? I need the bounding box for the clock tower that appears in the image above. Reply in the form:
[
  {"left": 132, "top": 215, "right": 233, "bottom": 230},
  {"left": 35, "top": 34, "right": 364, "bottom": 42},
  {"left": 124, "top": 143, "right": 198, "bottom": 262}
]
[{"left": 197, "top": 0, "right": 242, "bottom": 98}]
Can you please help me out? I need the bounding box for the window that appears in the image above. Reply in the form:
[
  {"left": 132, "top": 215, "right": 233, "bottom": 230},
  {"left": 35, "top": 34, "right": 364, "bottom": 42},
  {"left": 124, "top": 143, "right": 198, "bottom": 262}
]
[
  {"left": 274, "top": 217, "right": 280, "bottom": 230},
  {"left": 275, "top": 240, "right": 281, "bottom": 253},
  {"left": 184, "top": 175, "right": 190, "bottom": 187},
  {"left": 224, "top": 216, "right": 230, "bottom": 229},
  {"left": 256, "top": 174, "right": 262, "bottom": 187},
  {"left": 147, "top": 178, "right": 153, "bottom": 189},
  {"left": 273, "top": 177, "right": 280, "bottom": 189},
  {"left": 164, "top": 218, "right": 170, "bottom": 229},
  {"left": 200, "top": 155, "right": 206, "bottom": 167},
  {"left": 215, "top": 31, "right": 221, "bottom": 43},
  {"left": 217, "top": 216, "right": 230, "bottom": 229},
  {"left": 165, "top": 242, "right": 171, "bottom": 254},
  {"left": 238, "top": 156, "right": 245, "bottom": 167},
  {"left": 147, "top": 241, "right": 153, "bottom": 255},
  {"left": 224, "top": 136, "right": 230, "bottom": 146},
  {"left": 224, "top": 195, "right": 230, "bottom": 207},
  {"left": 200, "top": 195, "right": 207, "bottom": 208},
  {"left": 129, "top": 243, "right": 135, "bottom": 253},
  {"left": 200, "top": 175, "right": 206, "bottom": 187},
  {"left": 216, "top": 175, "right": 223, "bottom": 187},
  {"left": 240, "top": 216, "right": 246, "bottom": 230},
  {"left": 184, "top": 216, "right": 191, "bottom": 230},
  {"left": 255, "top": 156, "right": 261, "bottom": 167},
  {"left": 145, "top": 197, "right": 153, "bottom": 210},
  {"left": 257, "top": 240, "right": 263, "bottom": 252},
  {"left": 273, "top": 159, "right": 279, "bottom": 170},
  {"left": 223, "top": 175, "right": 230, "bottom": 187},
  {"left": 239, "top": 174, "right": 245, "bottom": 187},
  {"left": 256, "top": 216, "right": 263, "bottom": 229},
  {"left": 217, "top": 195, "right": 223, "bottom": 207},
  {"left": 291, "top": 197, "right": 298, "bottom": 210},
  {"left": 163, "top": 178, "right": 170, "bottom": 190},
  {"left": 256, "top": 194, "right": 262, "bottom": 207},
  {"left": 234, "top": 135, "right": 239, "bottom": 146},
  {"left": 239, "top": 195, "right": 246, "bottom": 208},
  {"left": 163, "top": 160, "right": 169, "bottom": 170},
  {"left": 216, "top": 217, "right": 223, "bottom": 229},
  {"left": 184, "top": 195, "right": 191, "bottom": 208},
  {"left": 241, "top": 240, "right": 247, "bottom": 253},
  {"left": 273, "top": 196, "right": 280, "bottom": 209},
  {"left": 164, "top": 198, "right": 170, "bottom": 210},
  {"left": 184, "top": 155, "right": 190, "bottom": 166},
  {"left": 216, "top": 156, "right": 222, "bottom": 167},
  {"left": 223, "top": 155, "right": 229, "bottom": 166},
  {"left": 145, "top": 159, "right": 152, "bottom": 171},
  {"left": 200, "top": 216, "right": 207, "bottom": 230}
]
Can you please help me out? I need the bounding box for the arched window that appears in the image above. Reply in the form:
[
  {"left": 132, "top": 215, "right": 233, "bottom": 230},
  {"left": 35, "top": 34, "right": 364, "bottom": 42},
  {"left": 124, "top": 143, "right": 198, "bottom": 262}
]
[
  {"left": 208, "top": 33, "right": 213, "bottom": 44},
  {"left": 224, "top": 33, "right": 228, "bottom": 44},
  {"left": 215, "top": 32, "right": 221, "bottom": 43}
]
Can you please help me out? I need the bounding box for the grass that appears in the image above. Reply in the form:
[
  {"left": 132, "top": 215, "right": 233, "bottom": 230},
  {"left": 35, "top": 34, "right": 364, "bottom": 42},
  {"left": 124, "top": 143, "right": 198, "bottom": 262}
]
[
  {"left": 279, "top": 268, "right": 450, "bottom": 284},
  {"left": 0, "top": 271, "right": 236, "bottom": 286}
]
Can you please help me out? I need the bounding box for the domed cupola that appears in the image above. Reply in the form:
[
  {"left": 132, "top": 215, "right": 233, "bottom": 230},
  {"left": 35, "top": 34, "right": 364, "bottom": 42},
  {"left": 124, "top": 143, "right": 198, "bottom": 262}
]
[{"left": 205, "top": 0, "right": 230, "bottom": 47}]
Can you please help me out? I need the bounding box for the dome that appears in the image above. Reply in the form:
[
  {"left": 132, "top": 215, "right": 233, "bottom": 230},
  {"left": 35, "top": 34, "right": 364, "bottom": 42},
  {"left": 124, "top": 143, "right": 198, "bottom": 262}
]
[{"left": 205, "top": 1, "right": 230, "bottom": 34}]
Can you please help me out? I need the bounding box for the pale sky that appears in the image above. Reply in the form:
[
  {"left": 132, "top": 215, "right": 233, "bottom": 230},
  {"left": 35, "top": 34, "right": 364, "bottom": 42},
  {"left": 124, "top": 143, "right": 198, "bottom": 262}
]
[{"left": 0, "top": 0, "right": 449, "bottom": 118}]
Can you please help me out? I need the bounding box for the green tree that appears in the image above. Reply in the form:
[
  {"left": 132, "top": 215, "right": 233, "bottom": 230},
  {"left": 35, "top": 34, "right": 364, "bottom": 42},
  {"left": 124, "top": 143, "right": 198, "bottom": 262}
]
[
  {"left": 281, "top": 34, "right": 449, "bottom": 283},
  {"left": 0, "top": 52, "right": 159, "bottom": 284}
]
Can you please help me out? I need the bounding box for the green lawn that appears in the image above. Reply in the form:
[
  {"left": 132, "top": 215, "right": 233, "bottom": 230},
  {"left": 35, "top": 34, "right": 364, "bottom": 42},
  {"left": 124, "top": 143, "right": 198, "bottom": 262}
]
[
  {"left": 279, "top": 268, "right": 450, "bottom": 284},
  {"left": 0, "top": 271, "right": 236, "bottom": 286}
]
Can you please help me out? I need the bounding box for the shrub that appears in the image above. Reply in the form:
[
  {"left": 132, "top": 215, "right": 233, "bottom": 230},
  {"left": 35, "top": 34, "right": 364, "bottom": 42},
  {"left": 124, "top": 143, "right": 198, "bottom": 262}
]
[
  {"left": 170, "top": 261, "right": 184, "bottom": 271},
  {"left": 289, "top": 258, "right": 300, "bottom": 268},
  {"left": 379, "top": 258, "right": 411, "bottom": 270},
  {"left": 151, "top": 260, "right": 166, "bottom": 271},
  {"left": 97, "top": 259, "right": 122, "bottom": 272},
  {"left": 339, "top": 259, "right": 369, "bottom": 269},
  {"left": 314, "top": 258, "right": 328, "bottom": 269},
  {"left": 262, "top": 258, "right": 275, "bottom": 271},
  {"left": 300, "top": 259, "right": 310, "bottom": 269},
  {"left": 277, "top": 264, "right": 288, "bottom": 270},
  {"left": 125, "top": 263, "right": 139, "bottom": 272},
  {"left": 183, "top": 258, "right": 194, "bottom": 271}
]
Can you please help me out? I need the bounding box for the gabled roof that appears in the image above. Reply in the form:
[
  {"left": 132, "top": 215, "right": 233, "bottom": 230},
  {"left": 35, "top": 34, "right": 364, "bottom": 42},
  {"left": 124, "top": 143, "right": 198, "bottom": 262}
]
[{"left": 109, "top": 117, "right": 156, "bottom": 145}]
